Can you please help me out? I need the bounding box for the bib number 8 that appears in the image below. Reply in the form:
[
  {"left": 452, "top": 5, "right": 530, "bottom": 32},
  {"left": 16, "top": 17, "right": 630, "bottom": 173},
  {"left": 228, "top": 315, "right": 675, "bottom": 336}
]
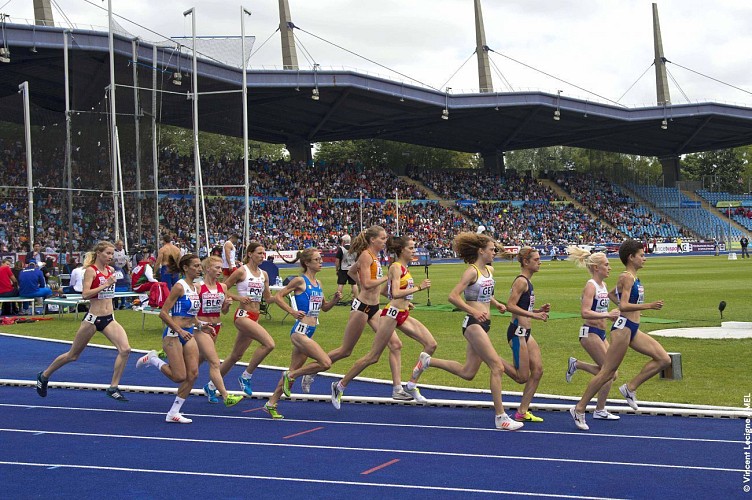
[{"left": 237, "top": 309, "right": 248, "bottom": 318}]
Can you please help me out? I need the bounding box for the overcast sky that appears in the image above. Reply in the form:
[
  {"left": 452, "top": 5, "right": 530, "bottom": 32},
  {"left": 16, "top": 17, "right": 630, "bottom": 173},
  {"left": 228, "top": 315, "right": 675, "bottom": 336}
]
[{"left": 5, "top": 0, "right": 752, "bottom": 107}]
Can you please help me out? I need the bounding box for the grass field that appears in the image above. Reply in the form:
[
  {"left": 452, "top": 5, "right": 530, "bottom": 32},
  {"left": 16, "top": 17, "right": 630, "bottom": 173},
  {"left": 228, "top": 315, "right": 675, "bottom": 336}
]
[{"left": 3, "top": 255, "right": 750, "bottom": 407}]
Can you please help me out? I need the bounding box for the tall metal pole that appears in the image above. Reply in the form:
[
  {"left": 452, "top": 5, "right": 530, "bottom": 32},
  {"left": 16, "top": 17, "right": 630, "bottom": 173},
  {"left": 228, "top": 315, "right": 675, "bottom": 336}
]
[
  {"left": 152, "top": 44, "right": 159, "bottom": 253},
  {"left": 359, "top": 189, "right": 363, "bottom": 233},
  {"left": 19, "top": 82, "right": 35, "bottom": 247},
  {"left": 395, "top": 189, "right": 400, "bottom": 236},
  {"left": 108, "top": 0, "right": 120, "bottom": 241},
  {"left": 132, "top": 39, "right": 141, "bottom": 252},
  {"left": 241, "top": 7, "right": 252, "bottom": 251},
  {"left": 184, "top": 7, "right": 201, "bottom": 255},
  {"left": 64, "top": 30, "right": 73, "bottom": 252}
]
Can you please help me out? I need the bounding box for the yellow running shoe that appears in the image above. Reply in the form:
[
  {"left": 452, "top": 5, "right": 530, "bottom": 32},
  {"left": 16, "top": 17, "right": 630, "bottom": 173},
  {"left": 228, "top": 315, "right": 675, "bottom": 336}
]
[
  {"left": 514, "top": 411, "right": 544, "bottom": 422},
  {"left": 224, "top": 394, "right": 243, "bottom": 408},
  {"left": 263, "top": 402, "right": 284, "bottom": 419}
]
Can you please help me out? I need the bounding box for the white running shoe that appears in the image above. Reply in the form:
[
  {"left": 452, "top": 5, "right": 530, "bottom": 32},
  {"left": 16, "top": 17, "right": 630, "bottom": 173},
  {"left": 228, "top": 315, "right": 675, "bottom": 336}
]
[
  {"left": 331, "top": 382, "right": 343, "bottom": 410},
  {"left": 136, "top": 350, "right": 157, "bottom": 369},
  {"left": 569, "top": 407, "right": 589, "bottom": 430},
  {"left": 165, "top": 412, "right": 192, "bottom": 424},
  {"left": 565, "top": 357, "right": 577, "bottom": 383},
  {"left": 495, "top": 413, "right": 524, "bottom": 431},
  {"left": 619, "top": 384, "right": 639, "bottom": 410},
  {"left": 392, "top": 387, "right": 413, "bottom": 401},
  {"left": 411, "top": 352, "right": 431, "bottom": 380},
  {"left": 301, "top": 374, "right": 315, "bottom": 394},
  {"left": 593, "top": 409, "right": 620, "bottom": 420},
  {"left": 404, "top": 386, "right": 427, "bottom": 403}
]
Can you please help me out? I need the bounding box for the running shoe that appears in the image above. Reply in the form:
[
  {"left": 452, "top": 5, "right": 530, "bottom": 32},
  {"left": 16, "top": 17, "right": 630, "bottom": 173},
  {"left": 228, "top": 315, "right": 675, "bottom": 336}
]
[
  {"left": 203, "top": 383, "right": 219, "bottom": 404},
  {"left": 514, "top": 411, "right": 544, "bottom": 422},
  {"left": 263, "top": 402, "right": 284, "bottom": 419},
  {"left": 282, "top": 370, "right": 295, "bottom": 398},
  {"left": 157, "top": 349, "right": 167, "bottom": 360},
  {"left": 165, "top": 412, "right": 192, "bottom": 424},
  {"left": 136, "top": 350, "right": 157, "bottom": 369},
  {"left": 619, "top": 384, "right": 639, "bottom": 410},
  {"left": 238, "top": 375, "right": 253, "bottom": 396},
  {"left": 105, "top": 386, "right": 128, "bottom": 402},
  {"left": 36, "top": 371, "right": 48, "bottom": 398},
  {"left": 301, "top": 374, "right": 315, "bottom": 394},
  {"left": 392, "top": 387, "right": 413, "bottom": 401},
  {"left": 404, "top": 386, "right": 427, "bottom": 403},
  {"left": 411, "top": 351, "right": 431, "bottom": 380},
  {"left": 565, "top": 357, "right": 577, "bottom": 383},
  {"left": 593, "top": 409, "right": 620, "bottom": 420},
  {"left": 495, "top": 413, "right": 524, "bottom": 431},
  {"left": 569, "top": 407, "right": 589, "bottom": 430},
  {"left": 224, "top": 394, "right": 243, "bottom": 408},
  {"left": 331, "top": 382, "right": 343, "bottom": 410}
]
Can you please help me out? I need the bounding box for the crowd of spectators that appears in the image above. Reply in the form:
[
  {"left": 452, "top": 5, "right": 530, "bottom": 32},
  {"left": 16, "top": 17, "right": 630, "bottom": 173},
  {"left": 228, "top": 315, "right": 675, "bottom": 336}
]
[
  {"left": 7, "top": 142, "right": 730, "bottom": 257},
  {"left": 408, "top": 167, "right": 559, "bottom": 201}
]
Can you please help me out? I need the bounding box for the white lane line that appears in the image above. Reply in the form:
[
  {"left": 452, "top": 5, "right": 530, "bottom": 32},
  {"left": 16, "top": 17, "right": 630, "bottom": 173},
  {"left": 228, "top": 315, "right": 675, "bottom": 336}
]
[
  {"left": 0, "top": 460, "right": 631, "bottom": 499},
  {"left": 0, "top": 428, "right": 741, "bottom": 474},
  {"left": 0, "top": 402, "right": 741, "bottom": 444}
]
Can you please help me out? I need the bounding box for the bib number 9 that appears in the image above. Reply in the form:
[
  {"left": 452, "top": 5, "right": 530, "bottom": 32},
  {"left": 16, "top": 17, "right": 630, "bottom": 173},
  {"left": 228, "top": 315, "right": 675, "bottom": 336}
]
[{"left": 613, "top": 316, "right": 628, "bottom": 330}]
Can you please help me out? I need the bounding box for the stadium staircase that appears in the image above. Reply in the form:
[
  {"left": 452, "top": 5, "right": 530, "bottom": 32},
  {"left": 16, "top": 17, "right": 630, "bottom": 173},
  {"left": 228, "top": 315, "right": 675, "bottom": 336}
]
[
  {"left": 538, "top": 179, "right": 625, "bottom": 238},
  {"left": 680, "top": 189, "right": 748, "bottom": 235},
  {"left": 399, "top": 175, "right": 476, "bottom": 226}
]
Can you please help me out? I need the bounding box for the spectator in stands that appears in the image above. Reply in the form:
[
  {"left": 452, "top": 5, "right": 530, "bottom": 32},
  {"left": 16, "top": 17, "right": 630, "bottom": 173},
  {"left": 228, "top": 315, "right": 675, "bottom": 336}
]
[
  {"left": 112, "top": 240, "right": 130, "bottom": 309},
  {"left": 0, "top": 258, "right": 19, "bottom": 315},
  {"left": 63, "top": 263, "right": 85, "bottom": 294},
  {"left": 11, "top": 259, "right": 23, "bottom": 283},
  {"left": 156, "top": 235, "right": 181, "bottom": 290},
  {"left": 335, "top": 234, "right": 358, "bottom": 300},
  {"left": 741, "top": 235, "right": 749, "bottom": 258},
  {"left": 222, "top": 233, "right": 239, "bottom": 278},
  {"left": 131, "top": 256, "right": 158, "bottom": 294},
  {"left": 18, "top": 262, "right": 53, "bottom": 310},
  {"left": 25, "top": 242, "right": 45, "bottom": 267}
]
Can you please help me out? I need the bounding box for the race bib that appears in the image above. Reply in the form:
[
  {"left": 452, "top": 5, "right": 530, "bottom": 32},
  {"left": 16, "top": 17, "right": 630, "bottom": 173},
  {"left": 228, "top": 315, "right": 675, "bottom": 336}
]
[
  {"left": 514, "top": 325, "right": 528, "bottom": 337},
  {"left": 83, "top": 312, "right": 97, "bottom": 325},
  {"left": 385, "top": 306, "right": 400, "bottom": 320},
  {"left": 579, "top": 326, "right": 589, "bottom": 339},
  {"left": 202, "top": 292, "right": 224, "bottom": 314},
  {"left": 351, "top": 298, "right": 362, "bottom": 311},
  {"left": 462, "top": 315, "right": 470, "bottom": 328},
  {"left": 613, "top": 316, "right": 628, "bottom": 330},
  {"left": 293, "top": 322, "right": 308, "bottom": 335}
]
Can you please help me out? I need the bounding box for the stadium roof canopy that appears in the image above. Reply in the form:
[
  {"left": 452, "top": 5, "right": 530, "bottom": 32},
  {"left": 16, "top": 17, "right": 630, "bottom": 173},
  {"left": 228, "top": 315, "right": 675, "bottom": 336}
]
[{"left": 3, "top": 23, "right": 752, "bottom": 157}]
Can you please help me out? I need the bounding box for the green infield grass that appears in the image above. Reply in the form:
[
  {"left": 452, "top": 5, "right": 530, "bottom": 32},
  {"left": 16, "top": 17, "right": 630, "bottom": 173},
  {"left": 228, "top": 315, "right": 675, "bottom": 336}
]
[{"left": 4, "top": 254, "right": 750, "bottom": 407}]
